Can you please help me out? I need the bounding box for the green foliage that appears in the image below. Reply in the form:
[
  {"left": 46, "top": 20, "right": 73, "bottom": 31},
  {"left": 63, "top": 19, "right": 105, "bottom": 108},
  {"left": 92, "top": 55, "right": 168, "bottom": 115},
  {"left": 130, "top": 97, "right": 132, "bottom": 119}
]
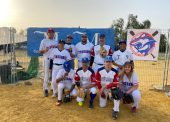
[{"left": 111, "top": 14, "right": 166, "bottom": 52}]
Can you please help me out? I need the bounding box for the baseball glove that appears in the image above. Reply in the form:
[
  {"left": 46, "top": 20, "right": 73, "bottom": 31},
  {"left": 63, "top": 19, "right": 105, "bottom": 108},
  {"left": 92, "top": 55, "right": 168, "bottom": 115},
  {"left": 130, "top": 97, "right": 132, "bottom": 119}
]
[
  {"left": 111, "top": 88, "right": 123, "bottom": 100},
  {"left": 63, "top": 89, "right": 71, "bottom": 103},
  {"left": 77, "top": 88, "right": 85, "bottom": 98},
  {"left": 100, "top": 46, "right": 107, "bottom": 58},
  {"left": 123, "top": 93, "right": 134, "bottom": 104}
]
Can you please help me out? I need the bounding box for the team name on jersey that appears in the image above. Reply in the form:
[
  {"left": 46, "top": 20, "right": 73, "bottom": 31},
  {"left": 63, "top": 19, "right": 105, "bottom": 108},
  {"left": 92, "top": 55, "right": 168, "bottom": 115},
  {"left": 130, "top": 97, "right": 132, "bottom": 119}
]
[
  {"left": 47, "top": 45, "right": 57, "bottom": 49},
  {"left": 54, "top": 55, "right": 67, "bottom": 60},
  {"left": 101, "top": 77, "right": 113, "bottom": 83},
  {"left": 122, "top": 81, "right": 133, "bottom": 86},
  {"left": 78, "top": 50, "right": 91, "bottom": 54}
]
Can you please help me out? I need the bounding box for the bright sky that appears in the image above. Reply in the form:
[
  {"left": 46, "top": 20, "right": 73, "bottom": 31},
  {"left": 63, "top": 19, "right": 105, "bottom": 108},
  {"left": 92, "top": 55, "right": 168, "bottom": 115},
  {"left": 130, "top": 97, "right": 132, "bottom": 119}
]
[{"left": 0, "top": 0, "right": 170, "bottom": 29}]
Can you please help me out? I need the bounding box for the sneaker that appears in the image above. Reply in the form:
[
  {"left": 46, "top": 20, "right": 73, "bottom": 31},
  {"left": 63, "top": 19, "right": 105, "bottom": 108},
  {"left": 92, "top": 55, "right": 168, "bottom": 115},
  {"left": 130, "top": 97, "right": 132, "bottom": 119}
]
[
  {"left": 44, "top": 90, "right": 48, "bottom": 97},
  {"left": 51, "top": 93, "right": 57, "bottom": 98},
  {"left": 88, "top": 102, "right": 94, "bottom": 109},
  {"left": 131, "top": 107, "right": 137, "bottom": 113},
  {"left": 56, "top": 100, "right": 62, "bottom": 106},
  {"left": 112, "top": 110, "right": 119, "bottom": 120}
]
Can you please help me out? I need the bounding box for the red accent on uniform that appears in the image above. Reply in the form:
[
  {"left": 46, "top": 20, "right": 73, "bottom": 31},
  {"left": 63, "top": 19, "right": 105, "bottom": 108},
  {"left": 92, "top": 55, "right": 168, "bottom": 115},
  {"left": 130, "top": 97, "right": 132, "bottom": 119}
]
[
  {"left": 90, "top": 73, "right": 96, "bottom": 84},
  {"left": 91, "top": 47, "right": 95, "bottom": 57},
  {"left": 74, "top": 72, "right": 80, "bottom": 81},
  {"left": 108, "top": 48, "right": 113, "bottom": 56},
  {"left": 96, "top": 71, "right": 102, "bottom": 89},
  {"left": 106, "top": 73, "right": 119, "bottom": 89}
]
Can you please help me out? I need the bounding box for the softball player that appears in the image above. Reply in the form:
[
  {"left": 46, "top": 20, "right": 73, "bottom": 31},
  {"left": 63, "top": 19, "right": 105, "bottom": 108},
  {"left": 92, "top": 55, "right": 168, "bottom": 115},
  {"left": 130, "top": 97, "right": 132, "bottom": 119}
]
[
  {"left": 96, "top": 56, "right": 120, "bottom": 119},
  {"left": 74, "top": 57, "right": 97, "bottom": 108},
  {"left": 64, "top": 35, "right": 76, "bottom": 69},
  {"left": 38, "top": 28, "right": 58, "bottom": 97},
  {"left": 49, "top": 40, "right": 71, "bottom": 98},
  {"left": 112, "top": 40, "right": 133, "bottom": 71},
  {"left": 119, "top": 61, "right": 141, "bottom": 113},
  {"left": 90, "top": 34, "right": 113, "bottom": 72},
  {"left": 55, "top": 61, "right": 77, "bottom": 106},
  {"left": 75, "top": 34, "right": 94, "bottom": 68}
]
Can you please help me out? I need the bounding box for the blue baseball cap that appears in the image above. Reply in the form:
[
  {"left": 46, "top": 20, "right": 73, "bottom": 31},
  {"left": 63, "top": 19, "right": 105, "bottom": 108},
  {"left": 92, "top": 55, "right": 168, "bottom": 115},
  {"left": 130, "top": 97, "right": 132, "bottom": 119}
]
[
  {"left": 100, "top": 34, "right": 105, "bottom": 38},
  {"left": 119, "top": 40, "right": 126, "bottom": 45},
  {"left": 105, "top": 56, "right": 113, "bottom": 62},
  {"left": 63, "top": 61, "right": 71, "bottom": 72},
  {"left": 81, "top": 57, "right": 89, "bottom": 63}
]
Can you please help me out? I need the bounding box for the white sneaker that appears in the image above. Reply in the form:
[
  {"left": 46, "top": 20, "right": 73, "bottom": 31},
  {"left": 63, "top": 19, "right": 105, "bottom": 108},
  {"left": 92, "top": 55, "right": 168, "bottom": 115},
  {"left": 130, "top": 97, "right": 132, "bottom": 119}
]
[{"left": 51, "top": 93, "right": 57, "bottom": 98}]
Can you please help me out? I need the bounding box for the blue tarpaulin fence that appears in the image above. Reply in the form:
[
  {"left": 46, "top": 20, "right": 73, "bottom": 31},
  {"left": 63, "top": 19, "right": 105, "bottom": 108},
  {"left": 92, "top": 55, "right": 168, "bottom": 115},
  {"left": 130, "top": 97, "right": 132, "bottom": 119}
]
[{"left": 27, "top": 27, "right": 115, "bottom": 56}]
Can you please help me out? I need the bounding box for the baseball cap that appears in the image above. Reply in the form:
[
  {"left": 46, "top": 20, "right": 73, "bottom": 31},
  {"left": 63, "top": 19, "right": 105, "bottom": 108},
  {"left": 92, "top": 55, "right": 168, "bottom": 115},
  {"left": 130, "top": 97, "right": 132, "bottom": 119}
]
[
  {"left": 82, "top": 33, "right": 87, "bottom": 38},
  {"left": 59, "top": 39, "right": 65, "bottom": 44},
  {"left": 67, "top": 35, "right": 73, "bottom": 39},
  {"left": 47, "top": 28, "right": 55, "bottom": 33},
  {"left": 63, "top": 61, "right": 71, "bottom": 72},
  {"left": 119, "top": 40, "right": 127, "bottom": 44},
  {"left": 100, "top": 34, "right": 105, "bottom": 38},
  {"left": 81, "top": 57, "right": 89, "bottom": 63},
  {"left": 105, "top": 56, "right": 113, "bottom": 62}
]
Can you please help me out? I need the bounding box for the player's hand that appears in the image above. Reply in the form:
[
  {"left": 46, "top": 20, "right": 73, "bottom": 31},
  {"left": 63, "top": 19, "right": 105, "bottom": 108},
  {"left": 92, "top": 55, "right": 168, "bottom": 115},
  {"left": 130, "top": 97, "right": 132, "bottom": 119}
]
[
  {"left": 33, "top": 50, "right": 39, "bottom": 54},
  {"left": 44, "top": 47, "right": 49, "bottom": 53},
  {"left": 118, "top": 65, "right": 123, "bottom": 69},
  {"left": 100, "top": 86, "right": 106, "bottom": 94}
]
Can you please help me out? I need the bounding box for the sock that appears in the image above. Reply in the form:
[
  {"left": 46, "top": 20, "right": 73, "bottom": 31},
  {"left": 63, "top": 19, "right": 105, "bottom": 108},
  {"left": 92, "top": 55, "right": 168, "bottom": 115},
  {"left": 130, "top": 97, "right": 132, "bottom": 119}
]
[{"left": 90, "top": 93, "right": 96, "bottom": 103}]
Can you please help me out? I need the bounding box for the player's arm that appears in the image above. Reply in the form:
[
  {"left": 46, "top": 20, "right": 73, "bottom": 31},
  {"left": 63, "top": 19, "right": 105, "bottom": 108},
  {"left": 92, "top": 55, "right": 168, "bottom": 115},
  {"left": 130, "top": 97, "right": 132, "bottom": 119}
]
[
  {"left": 38, "top": 40, "right": 49, "bottom": 54},
  {"left": 69, "top": 46, "right": 76, "bottom": 58},
  {"left": 106, "top": 73, "right": 119, "bottom": 89},
  {"left": 96, "top": 70, "right": 102, "bottom": 90},
  {"left": 90, "top": 47, "right": 95, "bottom": 67},
  {"left": 108, "top": 47, "right": 113, "bottom": 56}
]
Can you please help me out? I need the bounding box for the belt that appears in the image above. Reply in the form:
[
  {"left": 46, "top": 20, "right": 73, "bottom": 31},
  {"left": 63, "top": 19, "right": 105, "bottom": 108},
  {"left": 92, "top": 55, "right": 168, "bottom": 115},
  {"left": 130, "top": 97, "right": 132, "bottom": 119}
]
[
  {"left": 94, "top": 62, "right": 104, "bottom": 66},
  {"left": 53, "top": 63, "right": 63, "bottom": 66}
]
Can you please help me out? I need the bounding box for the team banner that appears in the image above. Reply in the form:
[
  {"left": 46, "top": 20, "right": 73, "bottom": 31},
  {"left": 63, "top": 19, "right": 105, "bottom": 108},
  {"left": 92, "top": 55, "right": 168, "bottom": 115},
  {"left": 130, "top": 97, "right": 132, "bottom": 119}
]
[
  {"left": 27, "top": 28, "right": 115, "bottom": 56},
  {"left": 127, "top": 29, "right": 160, "bottom": 61}
]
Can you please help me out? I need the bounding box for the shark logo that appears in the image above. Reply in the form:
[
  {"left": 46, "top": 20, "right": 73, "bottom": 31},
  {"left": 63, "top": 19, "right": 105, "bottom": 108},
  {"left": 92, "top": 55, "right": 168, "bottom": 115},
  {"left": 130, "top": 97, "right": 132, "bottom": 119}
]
[{"left": 129, "top": 31, "right": 158, "bottom": 58}]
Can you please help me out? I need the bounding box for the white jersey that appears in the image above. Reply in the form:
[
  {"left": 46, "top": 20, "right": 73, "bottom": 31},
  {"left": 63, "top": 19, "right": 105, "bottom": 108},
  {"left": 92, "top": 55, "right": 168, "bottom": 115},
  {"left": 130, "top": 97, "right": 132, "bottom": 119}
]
[
  {"left": 75, "top": 42, "right": 93, "bottom": 61},
  {"left": 64, "top": 43, "right": 76, "bottom": 59},
  {"left": 75, "top": 67, "right": 96, "bottom": 87},
  {"left": 96, "top": 67, "right": 118, "bottom": 88},
  {"left": 39, "top": 38, "right": 58, "bottom": 58},
  {"left": 120, "top": 72, "right": 139, "bottom": 92},
  {"left": 91, "top": 44, "right": 113, "bottom": 64},
  {"left": 50, "top": 48, "right": 71, "bottom": 64},
  {"left": 56, "top": 69, "right": 75, "bottom": 85},
  {"left": 112, "top": 49, "right": 133, "bottom": 66}
]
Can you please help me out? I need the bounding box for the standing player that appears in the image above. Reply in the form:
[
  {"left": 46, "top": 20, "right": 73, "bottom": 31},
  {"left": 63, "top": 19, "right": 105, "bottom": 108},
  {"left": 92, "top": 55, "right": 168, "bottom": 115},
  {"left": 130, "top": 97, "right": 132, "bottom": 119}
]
[
  {"left": 112, "top": 40, "right": 134, "bottom": 71},
  {"left": 119, "top": 61, "right": 141, "bottom": 113},
  {"left": 75, "top": 34, "right": 94, "bottom": 68},
  {"left": 96, "top": 56, "right": 120, "bottom": 119},
  {"left": 37, "top": 28, "right": 58, "bottom": 97},
  {"left": 49, "top": 40, "right": 71, "bottom": 98},
  {"left": 74, "top": 57, "right": 97, "bottom": 108},
  {"left": 55, "top": 61, "right": 77, "bottom": 106},
  {"left": 90, "top": 34, "right": 113, "bottom": 72},
  {"left": 64, "top": 35, "right": 76, "bottom": 69}
]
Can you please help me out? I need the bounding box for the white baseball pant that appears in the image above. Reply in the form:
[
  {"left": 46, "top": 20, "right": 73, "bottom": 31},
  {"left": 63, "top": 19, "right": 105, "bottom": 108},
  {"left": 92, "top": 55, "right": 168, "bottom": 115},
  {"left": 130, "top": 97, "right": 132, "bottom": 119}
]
[
  {"left": 52, "top": 65, "right": 63, "bottom": 94},
  {"left": 58, "top": 82, "right": 77, "bottom": 100},
  {"left": 43, "top": 57, "right": 50, "bottom": 90},
  {"left": 99, "top": 89, "right": 120, "bottom": 112}
]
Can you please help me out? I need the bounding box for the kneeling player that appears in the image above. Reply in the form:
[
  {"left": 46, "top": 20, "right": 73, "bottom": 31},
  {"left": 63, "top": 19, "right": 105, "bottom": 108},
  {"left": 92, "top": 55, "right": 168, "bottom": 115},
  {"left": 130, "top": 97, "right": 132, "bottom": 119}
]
[
  {"left": 96, "top": 56, "right": 120, "bottom": 119},
  {"left": 74, "top": 57, "right": 97, "bottom": 108},
  {"left": 119, "top": 61, "right": 141, "bottom": 113},
  {"left": 56, "top": 61, "right": 77, "bottom": 106}
]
